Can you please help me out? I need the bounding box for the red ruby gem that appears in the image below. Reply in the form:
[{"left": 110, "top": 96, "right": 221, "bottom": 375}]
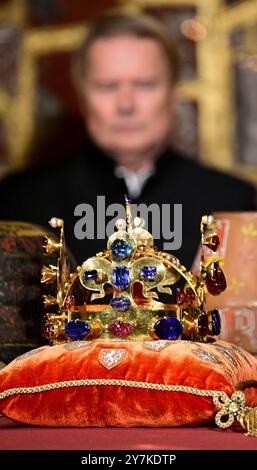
[
  {"left": 186, "top": 287, "right": 195, "bottom": 303},
  {"left": 206, "top": 262, "right": 226, "bottom": 295},
  {"left": 65, "top": 295, "right": 75, "bottom": 309},
  {"left": 205, "top": 234, "right": 220, "bottom": 252},
  {"left": 42, "top": 322, "right": 55, "bottom": 339},
  {"left": 108, "top": 320, "right": 134, "bottom": 338},
  {"left": 176, "top": 289, "right": 187, "bottom": 306}
]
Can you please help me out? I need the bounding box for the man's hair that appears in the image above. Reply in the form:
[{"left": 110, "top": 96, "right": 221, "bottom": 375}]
[{"left": 72, "top": 12, "right": 180, "bottom": 94}]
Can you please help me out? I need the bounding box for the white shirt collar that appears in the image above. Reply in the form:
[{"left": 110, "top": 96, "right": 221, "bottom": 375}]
[{"left": 114, "top": 165, "right": 154, "bottom": 198}]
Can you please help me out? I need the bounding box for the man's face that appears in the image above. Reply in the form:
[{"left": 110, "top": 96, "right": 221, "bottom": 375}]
[{"left": 82, "top": 36, "right": 177, "bottom": 162}]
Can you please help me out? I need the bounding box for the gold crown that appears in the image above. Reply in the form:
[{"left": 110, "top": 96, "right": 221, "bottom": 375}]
[{"left": 41, "top": 197, "right": 226, "bottom": 344}]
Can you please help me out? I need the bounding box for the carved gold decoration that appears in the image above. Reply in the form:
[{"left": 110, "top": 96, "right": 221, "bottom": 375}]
[
  {"left": 41, "top": 197, "right": 226, "bottom": 344},
  {"left": 238, "top": 407, "right": 257, "bottom": 437}
]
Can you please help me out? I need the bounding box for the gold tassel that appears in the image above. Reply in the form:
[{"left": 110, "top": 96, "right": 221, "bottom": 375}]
[{"left": 238, "top": 408, "right": 257, "bottom": 437}]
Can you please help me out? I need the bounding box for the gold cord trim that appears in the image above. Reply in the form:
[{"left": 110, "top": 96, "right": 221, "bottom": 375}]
[
  {"left": 0, "top": 378, "right": 228, "bottom": 400},
  {"left": 0, "top": 379, "right": 256, "bottom": 436}
]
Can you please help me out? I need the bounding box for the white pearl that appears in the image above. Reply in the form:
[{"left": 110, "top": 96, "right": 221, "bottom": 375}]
[
  {"left": 134, "top": 217, "right": 145, "bottom": 228},
  {"left": 116, "top": 219, "right": 126, "bottom": 230}
]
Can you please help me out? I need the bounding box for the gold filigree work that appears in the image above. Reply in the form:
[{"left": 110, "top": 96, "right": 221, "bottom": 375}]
[{"left": 41, "top": 200, "right": 225, "bottom": 343}]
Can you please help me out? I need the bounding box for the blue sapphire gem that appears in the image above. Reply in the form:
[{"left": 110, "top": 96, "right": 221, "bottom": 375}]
[
  {"left": 110, "top": 297, "right": 131, "bottom": 311},
  {"left": 110, "top": 239, "right": 132, "bottom": 260},
  {"left": 112, "top": 266, "right": 129, "bottom": 290},
  {"left": 84, "top": 269, "right": 97, "bottom": 281},
  {"left": 210, "top": 309, "right": 221, "bottom": 335},
  {"left": 65, "top": 321, "right": 90, "bottom": 341},
  {"left": 153, "top": 317, "right": 182, "bottom": 340},
  {"left": 125, "top": 194, "right": 132, "bottom": 204},
  {"left": 140, "top": 266, "right": 157, "bottom": 281}
]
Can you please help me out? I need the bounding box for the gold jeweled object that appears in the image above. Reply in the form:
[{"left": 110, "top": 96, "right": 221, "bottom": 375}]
[
  {"left": 238, "top": 408, "right": 257, "bottom": 437},
  {"left": 213, "top": 390, "right": 257, "bottom": 437},
  {"left": 41, "top": 197, "right": 226, "bottom": 344}
]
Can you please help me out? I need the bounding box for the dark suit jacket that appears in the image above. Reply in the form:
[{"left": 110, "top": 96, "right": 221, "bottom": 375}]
[{"left": 0, "top": 141, "right": 255, "bottom": 267}]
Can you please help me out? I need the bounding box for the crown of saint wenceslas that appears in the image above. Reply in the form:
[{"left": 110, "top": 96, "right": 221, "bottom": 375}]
[{"left": 41, "top": 196, "right": 226, "bottom": 344}]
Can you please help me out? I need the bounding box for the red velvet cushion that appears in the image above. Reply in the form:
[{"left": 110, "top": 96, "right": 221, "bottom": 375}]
[{"left": 0, "top": 339, "right": 257, "bottom": 427}]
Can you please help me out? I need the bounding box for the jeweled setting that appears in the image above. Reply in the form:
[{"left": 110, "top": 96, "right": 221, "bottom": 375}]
[
  {"left": 65, "top": 321, "right": 90, "bottom": 341},
  {"left": 153, "top": 318, "right": 183, "bottom": 340},
  {"left": 108, "top": 320, "right": 134, "bottom": 338},
  {"left": 110, "top": 297, "right": 131, "bottom": 311},
  {"left": 41, "top": 200, "right": 225, "bottom": 344},
  {"left": 110, "top": 239, "right": 132, "bottom": 260},
  {"left": 112, "top": 266, "right": 130, "bottom": 290}
]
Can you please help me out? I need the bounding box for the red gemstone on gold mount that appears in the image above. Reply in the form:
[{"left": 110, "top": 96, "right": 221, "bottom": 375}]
[
  {"left": 186, "top": 287, "right": 195, "bottom": 303},
  {"left": 206, "top": 262, "right": 226, "bottom": 295},
  {"left": 176, "top": 288, "right": 187, "bottom": 306},
  {"left": 65, "top": 295, "right": 75, "bottom": 309},
  {"left": 177, "top": 287, "right": 195, "bottom": 306},
  {"left": 108, "top": 320, "right": 134, "bottom": 338},
  {"left": 197, "top": 314, "right": 209, "bottom": 336},
  {"left": 42, "top": 322, "right": 56, "bottom": 339}
]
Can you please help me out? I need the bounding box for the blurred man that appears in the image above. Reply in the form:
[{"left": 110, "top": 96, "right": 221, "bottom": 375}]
[{"left": 0, "top": 12, "right": 255, "bottom": 266}]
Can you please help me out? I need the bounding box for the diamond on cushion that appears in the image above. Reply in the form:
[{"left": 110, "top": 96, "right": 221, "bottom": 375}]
[
  {"left": 64, "top": 341, "right": 92, "bottom": 350},
  {"left": 143, "top": 340, "right": 171, "bottom": 352},
  {"left": 98, "top": 348, "right": 127, "bottom": 369}
]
